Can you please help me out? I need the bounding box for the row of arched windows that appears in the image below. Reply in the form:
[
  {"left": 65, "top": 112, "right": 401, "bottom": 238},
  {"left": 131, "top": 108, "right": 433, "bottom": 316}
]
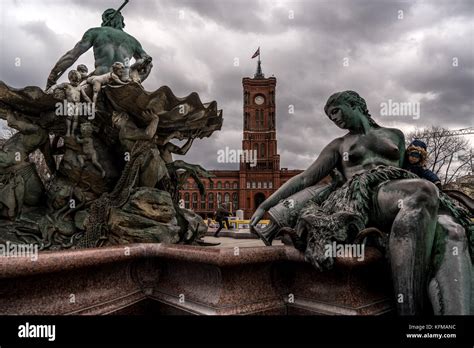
[
  {"left": 255, "top": 109, "right": 265, "bottom": 127},
  {"left": 182, "top": 192, "right": 239, "bottom": 211},
  {"left": 246, "top": 181, "right": 273, "bottom": 189},
  {"left": 182, "top": 181, "right": 239, "bottom": 190},
  {"left": 252, "top": 143, "right": 267, "bottom": 158},
  {"left": 244, "top": 111, "right": 275, "bottom": 130},
  {"left": 244, "top": 111, "right": 276, "bottom": 130}
]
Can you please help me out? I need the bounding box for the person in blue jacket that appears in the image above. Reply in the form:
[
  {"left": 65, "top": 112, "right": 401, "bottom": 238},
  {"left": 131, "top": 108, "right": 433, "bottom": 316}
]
[{"left": 405, "top": 139, "right": 442, "bottom": 188}]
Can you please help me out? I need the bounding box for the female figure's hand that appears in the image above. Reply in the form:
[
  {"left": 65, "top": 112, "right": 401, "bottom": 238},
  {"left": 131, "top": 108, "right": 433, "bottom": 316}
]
[{"left": 250, "top": 206, "right": 266, "bottom": 227}]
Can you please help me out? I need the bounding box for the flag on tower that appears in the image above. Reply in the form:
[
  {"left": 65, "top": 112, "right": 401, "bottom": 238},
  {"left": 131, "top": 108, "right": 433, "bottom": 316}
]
[{"left": 251, "top": 47, "right": 260, "bottom": 59}]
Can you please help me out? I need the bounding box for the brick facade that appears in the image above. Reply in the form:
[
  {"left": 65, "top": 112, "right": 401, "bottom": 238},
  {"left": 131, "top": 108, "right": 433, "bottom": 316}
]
[{"left": 180, "top": 64, "right": 303, "bottom": 219}]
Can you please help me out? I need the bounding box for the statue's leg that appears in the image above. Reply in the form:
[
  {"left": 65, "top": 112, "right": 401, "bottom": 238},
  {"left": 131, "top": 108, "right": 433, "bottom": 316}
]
[
  {"left": 428, "top": 214, "right": 472, "bottom": 315},
  {"left": 72, "top": 116, "right": 79, "bottom": 136},
  {"left": 375, "top": 179, "right": 439, "bottom": 315},
  {"left": 92, "top": 82, "right": 101, "bottom": 105},
  {"left": 77, "top": 155, "right": 84, "bottom": 168},
  {"left": 66, "top": 118, "right": 72, "bottom": 137},
  {"left": 139, "top": 149, "right": 169, "bottom": 188},
  {"left": 91, "top": 153, "right": 106, "bottom": 178}
]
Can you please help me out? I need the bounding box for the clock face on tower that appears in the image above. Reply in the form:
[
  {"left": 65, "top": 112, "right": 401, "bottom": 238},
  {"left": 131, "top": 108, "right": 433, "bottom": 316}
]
[{"left": 254, "top": 95, "right": 264, "bottom": 105}]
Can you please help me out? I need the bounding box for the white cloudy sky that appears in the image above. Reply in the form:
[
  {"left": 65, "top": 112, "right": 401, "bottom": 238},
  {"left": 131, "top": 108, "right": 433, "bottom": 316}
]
[{"left": 0, "top": 0, "right": 472, "bottom": 170}]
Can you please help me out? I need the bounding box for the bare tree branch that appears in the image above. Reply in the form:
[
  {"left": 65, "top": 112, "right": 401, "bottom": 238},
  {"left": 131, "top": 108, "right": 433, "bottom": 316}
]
[{"left": 406, "top": 126, "right": 472, "bottom": 184}]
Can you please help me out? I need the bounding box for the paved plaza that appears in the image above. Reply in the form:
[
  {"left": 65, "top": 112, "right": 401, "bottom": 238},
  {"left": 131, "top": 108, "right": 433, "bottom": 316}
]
[{"left": 203, "top": 227, "right": 283, "bottom": 247}]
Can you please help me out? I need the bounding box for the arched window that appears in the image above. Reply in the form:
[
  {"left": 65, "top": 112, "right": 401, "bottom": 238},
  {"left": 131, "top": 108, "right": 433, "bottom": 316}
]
[
  {"left": 246, "top": 182, "right": 250, "bottom": 189},
  {"left": 232, "top": 193, "right": 238, "bottom": 210},
  {"left": 208, "top": 193, "right": 214, "bottom": 210},
  {"left": 200, "top": 194, "right": 206, "bottom": 209},
  {"left": 225, "top": 181, "right": 230, "bottom": 189},
  {"left": 217, "top": 181, "right": 222, "bottom": 189},
  {"left": 217, "top": 193, "right": 222, "bottom": 205},
  {"left": 192, "top": 193, "right": 198, "bottom": 209},
  {"left": 260, "top": 143, "right": 265, "bottom": 157},
  {"left": 209, "top": 181, "right": 214, "bottom": 189},
  {"left": 184, "top": 193, "right": 190, "bottom": 209},
  {"left": 233, "top": 182, "right": 238, "bottom": 189},
  {"left": 224, "top": 193, "right": 230, "bottom": 203},
  {"left": 253, "top": 143, "right": 258, "bottom": 157},
  {"left": 253, "top": 110, "right": 258, "bottom": 128}
]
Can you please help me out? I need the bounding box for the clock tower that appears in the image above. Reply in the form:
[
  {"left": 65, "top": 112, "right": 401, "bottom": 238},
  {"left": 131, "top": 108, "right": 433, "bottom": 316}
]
[
  {"left": 179, "top": 54, "right": 304, "bottom": 220},
  {"left": 240, "top": 58, "right": 281, "bottom": 216},
  {"left": 241, "top": 64, "right": 279, "bottom": 172}
]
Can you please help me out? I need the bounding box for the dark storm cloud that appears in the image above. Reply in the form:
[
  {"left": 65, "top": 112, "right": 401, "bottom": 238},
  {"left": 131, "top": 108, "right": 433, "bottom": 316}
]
[
  {"left": 0, "top": 0, "right": 472, "bottom": 170},
  {"left": 0, "top": 20, "right": 71, "bottom": 88},
  {"left": 396, "top": 31, "right": 474, "bottom": 127},
  {"left": 66, "top": 0, "right": 162, "bottom": 21},
  {"left": 160, "top": 0, "right": 270, "bottom": 33}
]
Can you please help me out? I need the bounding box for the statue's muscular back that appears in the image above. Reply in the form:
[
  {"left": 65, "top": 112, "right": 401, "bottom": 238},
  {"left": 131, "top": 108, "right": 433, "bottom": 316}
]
[{"left": 85, "top": 27, "right": 142, "bottom": 75}]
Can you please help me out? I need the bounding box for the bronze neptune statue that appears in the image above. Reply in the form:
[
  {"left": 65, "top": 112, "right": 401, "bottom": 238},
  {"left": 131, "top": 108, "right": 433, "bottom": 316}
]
[{"left": 0, "top": 6, "right": 222, "bottom": 249}]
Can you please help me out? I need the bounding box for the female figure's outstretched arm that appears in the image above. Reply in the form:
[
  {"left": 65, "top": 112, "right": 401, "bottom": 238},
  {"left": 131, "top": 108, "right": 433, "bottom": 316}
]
[{"left": 250, "top": 137, "right": 342, "bottom": 226}]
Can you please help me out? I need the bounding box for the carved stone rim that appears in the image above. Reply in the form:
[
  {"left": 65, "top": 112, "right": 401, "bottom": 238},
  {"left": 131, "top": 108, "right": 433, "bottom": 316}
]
[{"left": 0, "top": 243, "right": 383, "bottom": 279}]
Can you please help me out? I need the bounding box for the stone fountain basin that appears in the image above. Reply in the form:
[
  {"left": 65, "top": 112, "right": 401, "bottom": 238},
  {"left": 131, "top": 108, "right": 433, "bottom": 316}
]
[{"left": 0, "top": 243, "right": 394, "bottom": 315}]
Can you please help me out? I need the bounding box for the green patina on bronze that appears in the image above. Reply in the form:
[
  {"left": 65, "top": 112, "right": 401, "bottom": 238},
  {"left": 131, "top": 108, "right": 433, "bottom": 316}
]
[
  {"left": 0, "top": 5, "right": 222, "bottom": 249},
  {"left": 46, "top": 8, "right": 152, "bottom": 89},
  {"left": 251, "top": 90, "right": 473, "bottom": 315}
]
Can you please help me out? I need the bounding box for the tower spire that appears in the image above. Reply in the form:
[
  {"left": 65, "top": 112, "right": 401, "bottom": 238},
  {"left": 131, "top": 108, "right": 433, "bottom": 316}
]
[
  {"left": 251, "top": 47, "right": 264, "bottom": 79},
  {"left": 254, "top": 55, "right": 265, "bottom": 79},
  {"left": 255, "top": 57, "right": 264, "bottom": 79}
]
